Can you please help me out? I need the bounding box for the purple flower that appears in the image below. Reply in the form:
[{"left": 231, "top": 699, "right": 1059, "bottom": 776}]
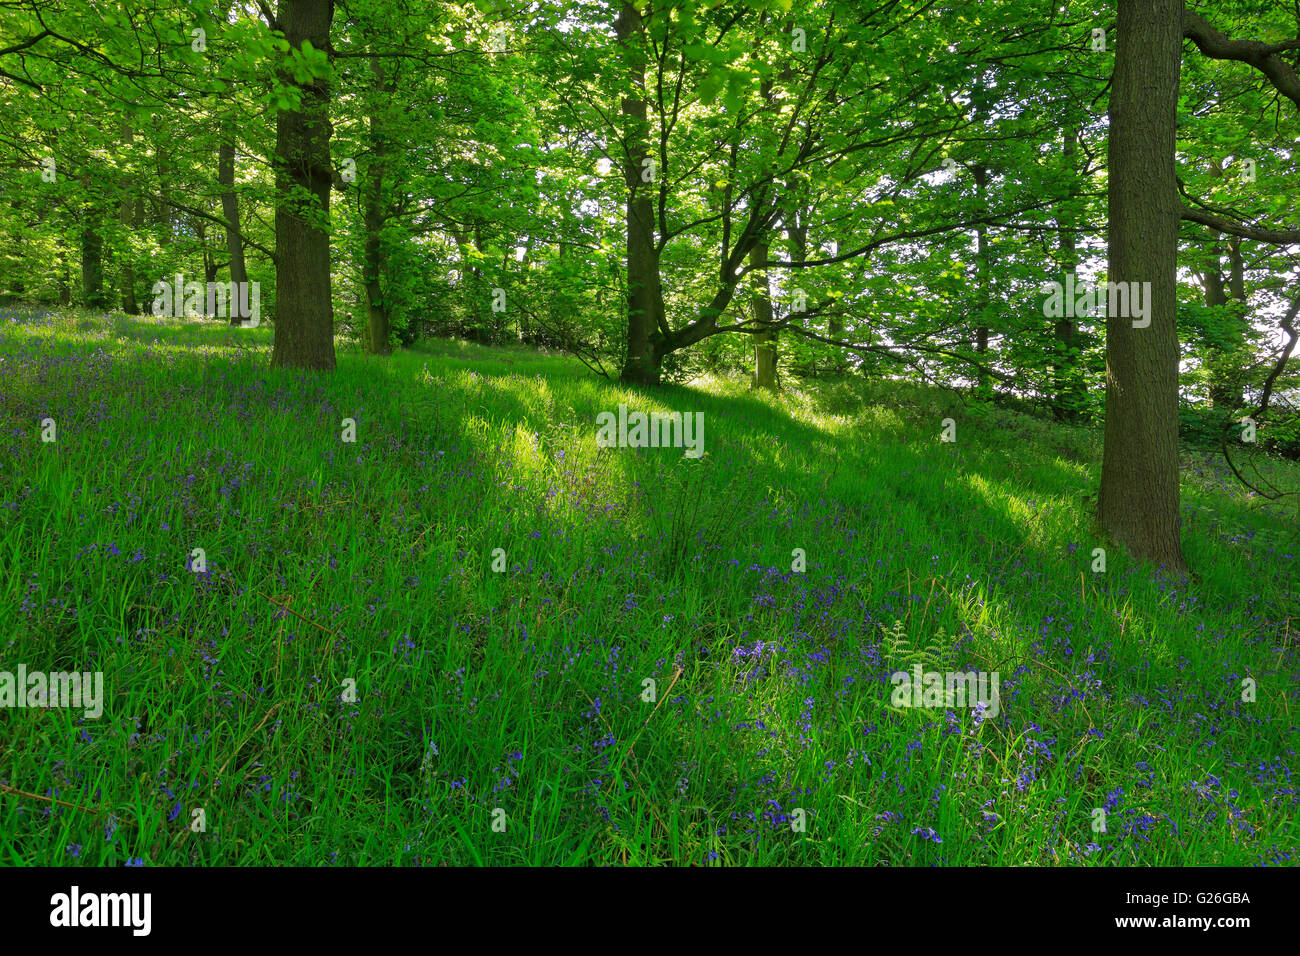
[{"left": 911, "top": 826, "right": 943, "bottom": 843}]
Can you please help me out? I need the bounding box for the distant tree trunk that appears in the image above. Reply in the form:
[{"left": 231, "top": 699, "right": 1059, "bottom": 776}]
[
  {"left": 215, "top": 0, "right": 247, "bottom": 326},
  {"left": 116, "top": 211, "right": 138, "bottom": 315},
  {"left": 1204, "top": 250, "right": 1226, "bottom": 311},
  {"left": 81, "top": 223, "right": 105, "bottom": 309},
  {"left": 117, "top": 123, "right": 139, "bottom": 315},
  {"left": 1227, "top": 238, "right": 1244, "bottom": 302},
  {"left": 156, "top": 139, "right": 173, "bottom": 250},
  {"left": 515, "top": 239, "right": 534, "bottom": 342},
  {"left": 1052, "top": 124, "right": 1083, "bottom": 421},
  {"left": 745, "top": 67, "right": 779, "bottom": 389},
  {"left": 270, "top": 0, "right": 336, "bottom": 370},
  {"left": 970, "top": 81, "right": 992, "bottom": 397},
  {"left": 788, "top": 221, "right": 807, "bottom": 267},
  {"left": 448, "top": 224, "right": 471, "bottom": 337},
  {"left": 1201, "top": 161, "right": 1246, "bottom": 411},
  {"left": 1203, "top": 233, "right": 1236, "bottom": 410},
  {"left": 787, "top": 213, "right": 827, "bottom": 375},
  {"left": 80, "top": 175, "right": 107, "bottom": 310},
  {"left": 197, "top": 220, "right": 220, "bottom": 289},
  {"left": 362, "top": 55, "right": 392, "bottom": 354},
  {"left": 1222, "top": 236, "right": 1247, "bottom": 409},
  {"left": 3, "top": 191, "right": 24, "bottom": 301},
  {"left": 361, "top": 175, "right": 389, "bottom": 354},
  {"left": 749, "top": 240, "right": 777, "bottom": 390},
  {"left": 1097, "top": 0, "right": 1188, "bottom": 573},
  {"left": 973, "top": 160, "right": 991, "bottom": 396},
  {"left": 472, "top": 219, "right": 490, "bottom": 339},
  {"left": 616, "top": 0, "right": 665, "bottom": 386},
  {"left": 218, "top": 127, "right": 249, "bottom": 325},
  {"left": 57, "top": 252, "right": 71, "bottom": 305}
]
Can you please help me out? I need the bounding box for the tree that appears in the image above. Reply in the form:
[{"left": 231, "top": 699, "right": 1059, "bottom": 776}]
[
  {"left": 1096, "top": 0, "right": 1187, "bottom": 572},
  {"left": 749, "top": 238, "right": 777, "bottom": 389},
  {"left": 1097, "top": 0, "right": 1300, "bottom": 571},
  {"left": 614, "top": 1, "right": 665, "bottom": 386},
  {"left": 268, "top": 0, "right": 337, "bottom": 371}
]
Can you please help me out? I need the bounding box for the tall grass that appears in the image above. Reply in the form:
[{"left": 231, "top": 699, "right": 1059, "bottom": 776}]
[{"left": 0, "top": 309, "right": 1295, "bottom": 865}]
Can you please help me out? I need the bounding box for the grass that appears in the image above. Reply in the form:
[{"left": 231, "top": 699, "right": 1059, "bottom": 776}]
[{"left": 0, "top": 307, "right": 1296, "bottom": 866}]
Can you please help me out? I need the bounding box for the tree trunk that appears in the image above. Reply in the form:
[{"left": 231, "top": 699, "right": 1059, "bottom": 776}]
[
  {"left": 80, "top": 176, "right": 107, "bottom": 310},
  {"left": 116, "top": 222, "right": 137, "bottom": 315},
  {"left": 156, "top": 139, "right": 173, "bottom": 249},
  {"left": 1199, "top": 159, "right": 1242, "bottom": 411},
  {"left": 749, "top": 240, "right": 777, "bottom": 390},
  {"left": 788, "top": 215, "right": 830, "bottom": 375},
  {"left": 361, "top": 179, "right": 389, "bottom": 355},
  {"left": 973, "top": 160, "right": 991, "bottom": 396},
  {"left": 616, "top": 1, "right": 665, "bottom": 386},
  {"left": 57, "top": 253, "right": 71, "bottom": 305},
  {"left": 472, "top": 219, "right": 490, "bottom": 340},
  {"left": 1052, "top": 124, "right": 1083, "bottom": 421},
  {"left": 1097, "top": 0, "right": 1188, "bottom": 573},
  {"left": 1203, "top": 236, "right": 1237, "bottom": 410},
  {"left": 198, "top": 220, "right": 220, "bottom": 289},
  {"left": 214, "top": 0, "right": 247, "bottom": 326},
  {"left": 117, "top": 123, "right": 139, "bottom": 315},
  {"left": 1221, "top": 238, "right": 1246, "bottom": 409},
  {"left": 218, "top": 127, "right": 249, "bottom": 325},
  {"left": 971, "top": 82, "right": 992, "bottom": 397},
  {"left": 362, "top": 55, "right": 392, "bottom": 354},
  {"left": 1227, "top": 238, "right": 1244, "bottom": 302},
  {"left": 81, "top": 223, "right": 105, "bottom": 309},
  {"left": 270, "top": 0, "right": 336, "bottom": 370}
]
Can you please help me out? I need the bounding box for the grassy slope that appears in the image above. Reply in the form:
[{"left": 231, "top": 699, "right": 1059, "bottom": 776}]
[{"left": 0, "top": 309, "right": 1296, "bottom": 865}]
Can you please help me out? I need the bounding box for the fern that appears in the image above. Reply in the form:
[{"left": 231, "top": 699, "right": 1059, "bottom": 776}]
[{"left": 880, "top": 620, "right": 953, "bottom": 673}]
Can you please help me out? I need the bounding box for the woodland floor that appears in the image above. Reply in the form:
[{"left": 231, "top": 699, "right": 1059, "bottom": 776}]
[{"left": 0, "top": 308, "right": 1296, "bottom": 865}]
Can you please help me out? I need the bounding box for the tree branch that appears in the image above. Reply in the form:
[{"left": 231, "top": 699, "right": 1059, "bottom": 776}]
[
  {"left": 1180, "top": 204, "right": 1300, "bottom": 244},
  {"left": 157, "top": 197, "right": 278, "bottom": 263},
  {"left": 1184, "top": 12, "right": 1300, "bottom": 111}
]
